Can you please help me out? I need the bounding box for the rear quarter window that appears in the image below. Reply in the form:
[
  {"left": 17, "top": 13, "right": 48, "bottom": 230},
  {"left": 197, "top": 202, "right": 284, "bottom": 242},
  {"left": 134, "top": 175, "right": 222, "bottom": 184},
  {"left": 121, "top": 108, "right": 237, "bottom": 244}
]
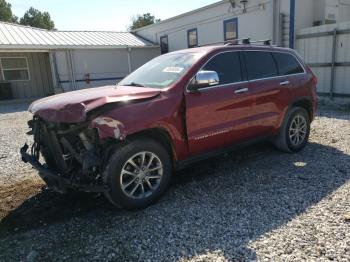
[
  {"left": 244, "top": 51, "right": 278, "bottom": 80},
  {"left": 272, "top": 52, "right": 304, "bottom": 76}
]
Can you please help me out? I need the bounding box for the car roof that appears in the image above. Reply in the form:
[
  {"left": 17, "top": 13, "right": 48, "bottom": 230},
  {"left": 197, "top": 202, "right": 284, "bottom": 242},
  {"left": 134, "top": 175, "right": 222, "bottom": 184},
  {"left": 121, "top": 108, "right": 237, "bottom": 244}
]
[{"left": 170, "top": 44, "right": 294, "bottom": 55}]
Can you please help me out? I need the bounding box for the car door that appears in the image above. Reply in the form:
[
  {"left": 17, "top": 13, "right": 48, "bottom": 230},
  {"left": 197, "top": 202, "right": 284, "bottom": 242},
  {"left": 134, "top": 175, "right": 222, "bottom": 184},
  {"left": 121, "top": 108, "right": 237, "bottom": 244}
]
[
  {"left": 271, "top": 51, "right": 307, "bottom": 92},
  {"left": 185, "top": 51, "right": 255, "bottom": 156},
  {"left": 242, "top": 50, "right": 287, "bottom": 135}
]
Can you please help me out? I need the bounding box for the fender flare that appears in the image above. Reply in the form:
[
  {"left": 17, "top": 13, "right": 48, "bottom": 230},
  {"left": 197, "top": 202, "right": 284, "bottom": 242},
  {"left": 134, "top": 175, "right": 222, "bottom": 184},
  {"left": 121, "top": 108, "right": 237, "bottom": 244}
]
[{"left": 276, "top": 96, "right": 313, "bottom": 131}]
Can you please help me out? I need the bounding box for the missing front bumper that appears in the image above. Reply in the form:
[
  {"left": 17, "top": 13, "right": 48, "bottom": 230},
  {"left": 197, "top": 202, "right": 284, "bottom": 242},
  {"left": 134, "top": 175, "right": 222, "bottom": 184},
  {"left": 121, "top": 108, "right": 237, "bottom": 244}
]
[{"left": 20, "top": 144, "right": 108, "bottom": 194}]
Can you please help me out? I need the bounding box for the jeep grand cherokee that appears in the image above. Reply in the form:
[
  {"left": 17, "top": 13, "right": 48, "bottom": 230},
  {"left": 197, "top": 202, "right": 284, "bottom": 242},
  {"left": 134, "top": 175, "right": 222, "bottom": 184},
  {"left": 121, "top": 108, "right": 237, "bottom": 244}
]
[{"left": 21, "top": 42, "right": 318, "bottom": 209}]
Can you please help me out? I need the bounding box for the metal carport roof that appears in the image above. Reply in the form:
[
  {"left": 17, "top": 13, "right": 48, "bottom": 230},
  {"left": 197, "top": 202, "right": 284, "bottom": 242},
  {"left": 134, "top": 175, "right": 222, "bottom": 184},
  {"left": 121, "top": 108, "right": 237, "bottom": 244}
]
[{"left": 0, "top": 21, "right": 157, "bottom": 50}]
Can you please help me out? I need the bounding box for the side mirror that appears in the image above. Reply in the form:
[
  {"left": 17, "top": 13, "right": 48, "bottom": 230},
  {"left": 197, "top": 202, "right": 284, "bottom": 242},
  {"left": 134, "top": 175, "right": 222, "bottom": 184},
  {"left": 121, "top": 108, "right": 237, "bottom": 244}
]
[{"left": 188, "top": 70, "right": 219, "bottom": 92}]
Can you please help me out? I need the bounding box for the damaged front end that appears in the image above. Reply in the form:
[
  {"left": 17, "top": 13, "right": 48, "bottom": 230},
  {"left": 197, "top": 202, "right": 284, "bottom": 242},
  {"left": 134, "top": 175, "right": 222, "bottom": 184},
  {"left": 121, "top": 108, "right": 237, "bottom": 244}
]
[
  {"left": 20, "top": 85, "right": 162, "bottom": 194},
  {"left": 21, "top": 116, "right": 110, "bottom": 194}
]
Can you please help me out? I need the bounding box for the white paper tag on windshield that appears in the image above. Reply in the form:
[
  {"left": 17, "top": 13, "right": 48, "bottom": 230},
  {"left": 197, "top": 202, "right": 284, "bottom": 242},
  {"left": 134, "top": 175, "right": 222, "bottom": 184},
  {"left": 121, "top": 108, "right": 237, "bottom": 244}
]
[{"left": 162, "top": 67, "right": 184, "bottom": 73}]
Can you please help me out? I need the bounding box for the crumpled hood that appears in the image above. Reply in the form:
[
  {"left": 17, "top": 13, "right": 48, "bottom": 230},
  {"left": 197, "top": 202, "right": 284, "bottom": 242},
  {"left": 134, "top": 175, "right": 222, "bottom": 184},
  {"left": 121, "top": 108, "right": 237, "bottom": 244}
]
[{"left": 29, "top": 85, "right": 161, "bottom": 123}]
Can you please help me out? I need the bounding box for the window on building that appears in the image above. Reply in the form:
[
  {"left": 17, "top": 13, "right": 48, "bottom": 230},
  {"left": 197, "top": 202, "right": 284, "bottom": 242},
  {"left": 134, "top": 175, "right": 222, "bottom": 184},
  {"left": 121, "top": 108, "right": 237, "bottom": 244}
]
[
  {"left": 244, "top": 51, "right": 278, "bottom": 80},
  {"left": 187, "top": 28, "right": 198, "bottom": 48},
  {"left": 1, "top": 57, "right": 30, "bottom": 81},
  {"left": 224, "top": 18, "right": 238, "bottom": 41},
  {"left": 272, "top": 52, "right": 304, "bottom": 76},
  {"left": 160, "top": 35, "right": 169, "bottom": 54},
  {"left": 202, "top": 52, "right": 242, "bottom": 86}
]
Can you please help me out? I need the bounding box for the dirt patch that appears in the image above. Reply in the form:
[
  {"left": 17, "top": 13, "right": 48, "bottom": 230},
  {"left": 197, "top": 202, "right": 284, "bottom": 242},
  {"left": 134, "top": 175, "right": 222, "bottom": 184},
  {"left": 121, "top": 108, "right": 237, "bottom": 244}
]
[
  {"left": 0, "top": 176, "right": 44, "bottom": 220},
  {"left": 0, "top": 178, "right": 118, "bottom": 238}
]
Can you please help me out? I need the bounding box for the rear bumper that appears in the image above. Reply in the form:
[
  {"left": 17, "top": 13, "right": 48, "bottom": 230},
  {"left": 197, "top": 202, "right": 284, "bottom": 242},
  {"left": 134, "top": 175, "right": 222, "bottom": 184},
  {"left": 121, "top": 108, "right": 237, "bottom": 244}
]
[{"left": 20, "top": 144, "right": 108, "bottom": 194}]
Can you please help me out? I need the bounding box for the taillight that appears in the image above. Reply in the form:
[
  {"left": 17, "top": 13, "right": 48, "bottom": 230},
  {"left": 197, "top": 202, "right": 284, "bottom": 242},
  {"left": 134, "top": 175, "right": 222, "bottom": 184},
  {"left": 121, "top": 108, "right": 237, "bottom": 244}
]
[{"left": 306, "top": 64, "right": 318, "bottom": 86}]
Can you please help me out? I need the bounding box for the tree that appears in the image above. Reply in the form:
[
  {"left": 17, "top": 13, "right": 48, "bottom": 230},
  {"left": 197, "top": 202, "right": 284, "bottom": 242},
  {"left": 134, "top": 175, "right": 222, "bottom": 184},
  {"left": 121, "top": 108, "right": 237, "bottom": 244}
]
[
  {"left": 129, "top": 13, "right": 160, "bottom": 31},
  {"left": 20, "top": 7, "right": 55, "bottom": 30},
  {"left": 0, "top": 0, "right": 18, "bottom": 23}
]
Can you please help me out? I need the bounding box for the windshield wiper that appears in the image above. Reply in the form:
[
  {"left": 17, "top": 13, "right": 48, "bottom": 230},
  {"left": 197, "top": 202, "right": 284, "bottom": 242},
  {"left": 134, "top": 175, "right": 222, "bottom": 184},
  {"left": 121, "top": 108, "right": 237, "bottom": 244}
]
[{"left": 123, "top": 82, "right": 145, "bottom": 87}]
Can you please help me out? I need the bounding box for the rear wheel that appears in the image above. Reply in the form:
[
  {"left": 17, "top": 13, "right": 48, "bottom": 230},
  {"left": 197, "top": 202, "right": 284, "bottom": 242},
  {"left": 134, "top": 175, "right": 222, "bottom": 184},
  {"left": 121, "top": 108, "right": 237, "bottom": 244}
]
[
  {"left": 103, "top": 138, "right": 172, "bottom": 209},
  {"left": 273, "top": 107, "right": 310, "bottom": 153}
]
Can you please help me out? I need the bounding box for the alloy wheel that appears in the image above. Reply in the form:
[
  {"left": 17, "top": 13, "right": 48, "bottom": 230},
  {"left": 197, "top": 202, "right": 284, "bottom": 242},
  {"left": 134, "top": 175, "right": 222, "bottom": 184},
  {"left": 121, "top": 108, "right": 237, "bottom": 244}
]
[
  {"left": 120, "top": 151, "right": 163, "bottom": 199},
  {"left": 289, "top": 115, "right": 307, "bottom": 146}
]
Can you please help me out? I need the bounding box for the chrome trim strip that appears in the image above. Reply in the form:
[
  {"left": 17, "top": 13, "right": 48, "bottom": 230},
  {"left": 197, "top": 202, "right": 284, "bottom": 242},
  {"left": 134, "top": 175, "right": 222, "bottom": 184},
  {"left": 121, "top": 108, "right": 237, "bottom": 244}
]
[
  {"left": 247, "top": 72, "right": 306, "bottom": 84},
  {"left": 191, "top": 80, "right": 250, "bottom": 92}
]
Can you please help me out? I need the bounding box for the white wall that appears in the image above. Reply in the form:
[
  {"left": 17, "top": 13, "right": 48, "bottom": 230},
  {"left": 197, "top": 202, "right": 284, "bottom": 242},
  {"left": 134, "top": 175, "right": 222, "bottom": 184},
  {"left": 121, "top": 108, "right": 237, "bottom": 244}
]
[
  {"left": 135, "top": 0, "right": 350, "bottom": 52},
  {"left": 295, "top": 0, "right": 315, "bottom": 31},
  {"left": 297, "top": 21, "right": 350, "bottom": 95},
  {"left": 73, "top": 49, "right": 129, "bottom": 90},
  {"left": 314, "top": 0, "right": 326, "bottom": 22},
  {"left": 338, "top": 0, "right": 350, "bottom": 22},
  {"left": 54, "top": 47, "right": 160, "bottom": 92},
  {"left": 130, "top": 48, "right": 160, "bottom": 71},
  {"left": 313, "top": 0, "right": 350, "bottom": 23},
  {"left": 135, "top": 0, "right": 275, "bottom": 52}
]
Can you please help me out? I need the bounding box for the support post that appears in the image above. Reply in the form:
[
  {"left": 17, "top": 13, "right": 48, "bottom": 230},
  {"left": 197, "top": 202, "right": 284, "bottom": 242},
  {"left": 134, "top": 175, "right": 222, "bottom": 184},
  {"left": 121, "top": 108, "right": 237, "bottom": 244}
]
[
  {"left": 67, "top": 50, "right": 77, "bottom": 90},
  {"left": 48, "top": 51, "right": 58, "bottom": 95},
  {"left": 330, "top": 28, "right": 337, "bottom": 100},
  {"left": 127, "top": 47, "right": 132, "bottom": 73},
  {"left": 272, "top": 0, "right": 280, "bottom": 45},
  {"left": 289, "top": 0, "right": 296, "bottom": 49}
]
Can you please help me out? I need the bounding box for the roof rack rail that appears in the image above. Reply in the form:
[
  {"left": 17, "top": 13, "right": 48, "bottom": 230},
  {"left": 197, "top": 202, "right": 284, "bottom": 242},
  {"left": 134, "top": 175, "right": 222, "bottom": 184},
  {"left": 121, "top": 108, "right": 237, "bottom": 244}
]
[
  {"left": 249, "top": 39, "right": 272, "bottom": 45},
  {"left": 199, "top": 38, "right": 273, "bottom": 47},
  {"left": 199, "top": 38, "right": 249, "bottom": 47},
  {"left": 224, "top": 38, "right": 251, "bottom": 45}
]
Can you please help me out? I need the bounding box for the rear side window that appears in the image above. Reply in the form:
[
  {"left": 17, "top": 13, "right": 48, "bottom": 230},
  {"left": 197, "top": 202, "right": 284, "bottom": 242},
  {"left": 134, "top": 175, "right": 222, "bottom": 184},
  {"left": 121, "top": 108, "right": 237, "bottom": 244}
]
[
  {"left": 244, "top": 51, "right": 278, "bottom": 80},
  {"left": 272, "top": 52, "right": 304, "bottom": 75},
  {"left": 202, "top": 52, "right": 242, "bottom": 85}
]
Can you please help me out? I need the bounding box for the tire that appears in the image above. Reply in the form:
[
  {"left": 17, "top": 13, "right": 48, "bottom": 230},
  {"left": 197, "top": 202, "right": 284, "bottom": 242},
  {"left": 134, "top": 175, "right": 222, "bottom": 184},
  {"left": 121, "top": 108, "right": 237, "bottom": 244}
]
[
  {"left": 273, "top": 107, "right": 310, "bottom": 153},
  {"left": 103, "top": 138, "right": 172, "bottom": 209}
]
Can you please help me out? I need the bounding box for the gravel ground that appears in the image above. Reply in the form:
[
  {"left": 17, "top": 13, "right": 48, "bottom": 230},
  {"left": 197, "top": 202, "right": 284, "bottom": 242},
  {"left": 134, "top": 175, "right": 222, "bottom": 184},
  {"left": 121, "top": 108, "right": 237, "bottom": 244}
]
[
  {"left": 0, "top": 103, "right": 349, "bottom": 261},
  {"left": 0, "top": 103, "right": 36, "bottom": 187}
]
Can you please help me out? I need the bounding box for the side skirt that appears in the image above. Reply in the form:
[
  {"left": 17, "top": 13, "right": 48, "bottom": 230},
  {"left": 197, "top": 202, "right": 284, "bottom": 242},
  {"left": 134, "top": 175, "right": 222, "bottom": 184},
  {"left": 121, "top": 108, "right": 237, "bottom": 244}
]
[{"left": 176, "top": 135, "right": 272, "bottom": 170}]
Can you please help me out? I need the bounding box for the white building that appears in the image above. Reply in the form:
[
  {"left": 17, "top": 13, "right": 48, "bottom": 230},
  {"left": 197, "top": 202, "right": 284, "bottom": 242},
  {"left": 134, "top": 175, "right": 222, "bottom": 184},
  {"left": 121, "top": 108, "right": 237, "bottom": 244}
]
[
  {"left": 0, "top": 22, "right": 159, "bottom": 100},
  {"left": 134, "top": 0, "right": 350, "bottom": 52},
  {"left": 314, "top": 0, "right": 350, "bottom": 25},
  {"left": 1, "top": 0, "right": 349, "bottom": 100}
]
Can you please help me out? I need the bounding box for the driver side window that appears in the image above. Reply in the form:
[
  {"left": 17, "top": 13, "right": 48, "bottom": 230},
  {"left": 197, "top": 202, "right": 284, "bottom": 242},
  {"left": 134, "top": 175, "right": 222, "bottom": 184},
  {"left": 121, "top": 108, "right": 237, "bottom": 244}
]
[{"left": 203, "top": 52, "right": 243, "bottom": 86}]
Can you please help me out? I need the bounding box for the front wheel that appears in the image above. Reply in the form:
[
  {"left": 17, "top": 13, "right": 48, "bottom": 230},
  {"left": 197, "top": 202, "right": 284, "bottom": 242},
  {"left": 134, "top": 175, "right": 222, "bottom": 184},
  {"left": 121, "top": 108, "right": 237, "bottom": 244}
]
[
  {"left": 103, "top": 138, "right": 172, "bottom": 209},
  {"left": 273, "top": 107, "right": 311, "bottom": 153}
]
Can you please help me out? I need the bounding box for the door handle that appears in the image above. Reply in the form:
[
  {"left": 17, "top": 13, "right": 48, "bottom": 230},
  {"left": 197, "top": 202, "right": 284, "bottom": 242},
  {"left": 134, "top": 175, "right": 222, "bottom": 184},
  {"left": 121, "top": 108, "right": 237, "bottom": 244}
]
[
  {"left": 280, "top": 80, "right": 290, "bottom": 86},
  {"left": 234, "top": 88, "right": 249, "bottom": 94}
]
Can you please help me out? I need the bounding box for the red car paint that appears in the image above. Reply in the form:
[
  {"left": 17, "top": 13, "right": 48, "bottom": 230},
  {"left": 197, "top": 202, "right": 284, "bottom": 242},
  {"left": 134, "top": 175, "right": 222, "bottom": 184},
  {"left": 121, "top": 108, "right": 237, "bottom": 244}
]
[
  {"left": 29, "top": 85, "right": 161, "bottom": 123},
  {"left": 29, "top": 45, "right": 317, "bottom": 162}
]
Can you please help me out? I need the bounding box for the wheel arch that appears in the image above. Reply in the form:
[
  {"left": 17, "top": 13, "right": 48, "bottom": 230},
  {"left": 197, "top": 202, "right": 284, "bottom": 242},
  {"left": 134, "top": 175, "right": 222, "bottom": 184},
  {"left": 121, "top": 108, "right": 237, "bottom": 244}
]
[
  {"left": 125, "top": 128, "right": 177, "bottom": 164},
  {"left": 290, "top": 97, "right": 314, "bottom": 120},
  {"left": 275, "top": 96, "right": 313, "bottom": 135}
]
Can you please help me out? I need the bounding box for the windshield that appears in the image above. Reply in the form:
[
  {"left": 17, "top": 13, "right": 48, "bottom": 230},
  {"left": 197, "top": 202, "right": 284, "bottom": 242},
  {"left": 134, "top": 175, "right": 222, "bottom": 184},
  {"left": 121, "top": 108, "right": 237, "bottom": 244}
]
[{"left": 118, "top": 52, "right": 204, "bottom": 89}]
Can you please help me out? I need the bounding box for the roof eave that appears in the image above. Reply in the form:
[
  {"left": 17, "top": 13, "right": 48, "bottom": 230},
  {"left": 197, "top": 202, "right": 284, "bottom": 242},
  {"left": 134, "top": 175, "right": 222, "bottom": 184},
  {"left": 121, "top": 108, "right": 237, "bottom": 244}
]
[
  {"left": 0, "top": 44, "right": 160, "bottom": 50},
  {"left": 132, "top": 0, "right": 228, "bottom": 32}
]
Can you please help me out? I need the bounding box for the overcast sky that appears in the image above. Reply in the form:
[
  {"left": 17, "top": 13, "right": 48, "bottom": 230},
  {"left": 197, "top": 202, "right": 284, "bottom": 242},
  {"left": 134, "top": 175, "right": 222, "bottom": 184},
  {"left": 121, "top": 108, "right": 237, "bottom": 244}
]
[{"left": 10, "top": 0, "right": 218, "bottom": 31}]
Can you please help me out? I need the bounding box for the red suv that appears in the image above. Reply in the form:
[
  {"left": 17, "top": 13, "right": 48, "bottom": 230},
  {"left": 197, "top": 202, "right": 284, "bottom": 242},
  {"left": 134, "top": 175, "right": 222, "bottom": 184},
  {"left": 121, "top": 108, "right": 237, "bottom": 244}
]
[{"left": 21, "top": 42, "right": 317, "bottom": 209}]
